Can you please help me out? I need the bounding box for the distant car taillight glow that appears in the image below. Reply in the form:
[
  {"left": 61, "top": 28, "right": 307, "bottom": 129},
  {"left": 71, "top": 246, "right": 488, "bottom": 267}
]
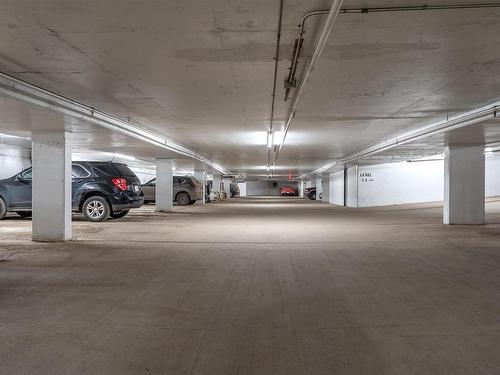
[{"left": 112, "top": 178, "right": 128, "bottom": 191}]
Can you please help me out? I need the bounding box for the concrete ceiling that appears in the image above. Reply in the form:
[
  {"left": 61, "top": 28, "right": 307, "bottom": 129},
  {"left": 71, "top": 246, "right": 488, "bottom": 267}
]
[{"left": 1, "top": 0, "right": 500, "bottom": 179}]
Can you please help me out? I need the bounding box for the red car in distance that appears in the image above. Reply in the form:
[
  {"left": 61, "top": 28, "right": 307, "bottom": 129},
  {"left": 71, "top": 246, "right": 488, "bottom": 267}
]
[{"left": 280, "top": 186, "right": 298, "bottom": 196}]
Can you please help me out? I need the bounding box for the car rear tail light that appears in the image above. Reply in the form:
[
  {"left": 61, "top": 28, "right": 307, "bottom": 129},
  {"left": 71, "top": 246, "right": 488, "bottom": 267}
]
[{"left": 112, "top": 177, "right": 128, "bottom": 191}]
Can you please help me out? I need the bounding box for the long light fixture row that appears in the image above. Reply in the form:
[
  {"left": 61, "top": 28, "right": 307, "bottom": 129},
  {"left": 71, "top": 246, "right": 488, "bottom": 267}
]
[
  {"left": 0, "top": 72, "right": 232, "bottom": 175},
  {"left": 298, "top": 102, "right": 500, "bottom": 179}
]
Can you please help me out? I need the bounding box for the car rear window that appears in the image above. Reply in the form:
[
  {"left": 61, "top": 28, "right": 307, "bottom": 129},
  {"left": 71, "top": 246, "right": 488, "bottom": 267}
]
[
  {"left": 179, "top": 177, "right": 193, "bottom": 186},
  {"left": 113, "top": 164, "right": 137, "bottom": 177},
  {"left": 92, "top": 163, "right": 136, "bottom": 177},
  {"left": 93, "top": 164, "right": 118, "bottom": 176}
]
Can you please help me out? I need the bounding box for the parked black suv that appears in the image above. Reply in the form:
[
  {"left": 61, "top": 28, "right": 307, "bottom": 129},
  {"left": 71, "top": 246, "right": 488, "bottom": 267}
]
[{"left": 0, "top": 161, "right": 144, "bottom": 222}]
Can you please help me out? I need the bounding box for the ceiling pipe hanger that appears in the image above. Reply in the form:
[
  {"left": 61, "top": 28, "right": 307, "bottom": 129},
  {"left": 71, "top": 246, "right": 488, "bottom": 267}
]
[{"left": 276, "top": 1, "right": 500, "bottom": 176}]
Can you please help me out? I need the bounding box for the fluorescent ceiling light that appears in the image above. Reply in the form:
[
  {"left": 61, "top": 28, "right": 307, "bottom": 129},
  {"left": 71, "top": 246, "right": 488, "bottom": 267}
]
[
  {"left": 0, "top": 72, "right": 231, "bottom": 175},
  {"left": 267, "top": 131, "right": 273, "bottom": 148},
  {"left": 0, "top": 132, "right": 31, "bottom": 140}
]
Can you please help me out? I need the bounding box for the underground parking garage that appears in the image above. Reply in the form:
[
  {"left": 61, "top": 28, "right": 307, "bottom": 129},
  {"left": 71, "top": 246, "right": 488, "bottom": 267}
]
[{"left": 1, "top": 0, "right": 500, "bottom": 373}]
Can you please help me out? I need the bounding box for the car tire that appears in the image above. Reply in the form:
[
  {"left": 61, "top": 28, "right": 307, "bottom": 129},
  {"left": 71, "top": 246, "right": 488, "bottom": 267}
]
[
  {"left": 176, "top": 192, "right": 191, "bottom": 206},
  {"left": 310, "top": 191, "right": 316, "bottom": 200},
  {"left": 16, "top": 211, "right": 32, "bottom": 218},
  {"left": 110, "top": 210, "right": 129, "bottom": 219},
  {"left": 0, "top": 197, "right": 6, "bottom": 220},
  {"left": 82, "top": 196, "right": 110, "bottom": 222}
]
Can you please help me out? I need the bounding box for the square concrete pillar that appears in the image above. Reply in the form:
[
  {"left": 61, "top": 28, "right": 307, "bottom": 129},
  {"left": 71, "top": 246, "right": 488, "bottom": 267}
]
[
  {"left": 346, "top": 166, "right": 359, "bottom": 208},
  {"left": 321, "top": 174, "right": 330, "bottom": 202},
  {"left": 223, "top": 177, "right": 231, "bottom": 198},
  {"left": 32, "top": 130, "right": 72, "bottom": 241},
  {"left": 298, "top": 180, "right": 304, "bottom": 198},
  {"left": 315, "top": 176, "right": 322, "bottom": 199},
  {"left": 329, "top": 170, "right": 345, "bottom": 205},
  {"left": 194, "top": 169, "right": 206, "bottom": 205},
  {"left": 444, "top": 144, "right": 485, "bottom": 224},
  {"left": 212, "top": 174, "right": 222, "bottom": 192},
  {"left": 238, "top": 182, "right": 247, "bottom": 197},
  {"left": 156, "top": 159, "right": 173, "bottom": 212},
  {"left": 212, "top": 174, "right": 222, "bottom": 201}
]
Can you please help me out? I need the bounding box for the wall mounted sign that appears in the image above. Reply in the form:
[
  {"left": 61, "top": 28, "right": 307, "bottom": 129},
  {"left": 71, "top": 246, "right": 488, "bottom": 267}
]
[{"left": 360, "top": 172, "right": 374, "bottom": 182}]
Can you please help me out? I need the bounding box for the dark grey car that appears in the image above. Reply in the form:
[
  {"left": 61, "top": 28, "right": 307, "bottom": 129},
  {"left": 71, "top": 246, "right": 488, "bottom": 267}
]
[
  {"left": 0, "top": 161, "right": 144, "bottom": 221},
  {"left": 142, "top": 176, "right": 203, "bottom": 206}
]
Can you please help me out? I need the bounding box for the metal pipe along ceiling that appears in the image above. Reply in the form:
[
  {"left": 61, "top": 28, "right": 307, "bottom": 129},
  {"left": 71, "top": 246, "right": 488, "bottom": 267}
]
[
  {"left": 0, "top": 72, "right": 232, "bottom": 175},
  {"left": 300, "top": 103, "right": 499, "bottom": 178},
  {"left": 275, "top": 1, "right": 500, "bottom": 172},
  {"left": 274, "top": 0, "right": 344, "bottom": 163},
  {"left": 267, "top": 0, "right": 284, "bottom": 175}
]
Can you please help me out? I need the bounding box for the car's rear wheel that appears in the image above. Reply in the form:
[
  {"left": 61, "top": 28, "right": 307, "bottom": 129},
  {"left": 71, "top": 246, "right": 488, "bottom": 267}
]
[
  {"left": 0, "top": 197, "right": 6, "bottom": 220},
  {"left": 176, "top": 192, "right": 191, "bottom": 206},
  {"left": 83, "top": 196, "right": 110, "bottom": 222},
  {"left": 310, "top": 191, "right": 316, "bottom": 200},
  {"left": 16, "top": 211, "right": 32, "bottom": 218},
  {"left": 110, "top": 210, "right": 129, "bottom": 219}
]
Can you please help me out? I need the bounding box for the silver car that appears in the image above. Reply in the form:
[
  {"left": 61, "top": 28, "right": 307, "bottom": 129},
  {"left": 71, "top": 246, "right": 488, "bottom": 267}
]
[{"left": 142, "top": 176, "right": 203, "bottom": 206}]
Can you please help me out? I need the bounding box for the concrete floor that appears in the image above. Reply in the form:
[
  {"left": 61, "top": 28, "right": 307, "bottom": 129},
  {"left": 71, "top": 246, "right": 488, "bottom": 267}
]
[{"left": 1, "top": 197, "right": 500, "bottom": 375}]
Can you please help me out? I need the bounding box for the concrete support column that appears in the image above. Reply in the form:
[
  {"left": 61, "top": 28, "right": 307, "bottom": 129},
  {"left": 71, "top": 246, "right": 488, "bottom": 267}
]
[
  {"left": 321, "top": 174, "right": 330, "bottom": 202},
  {"left": 212, "top": 174, "right": 222, "bottom": 191},
  {"left": 212, "top": 174, "right": 222, "bottom": 200},
  {"left": 298, "top": 180, "right": 304, "bottom": 198},
  {"left": 32, "top": 130, "right": 72, "bottom": 241},
  {"left": 444, "top": 144, "right": 485, "bottom": 224},
  {"left": 315, "top": 176, "right": 322, "bottom": 200},
  {"left": 329, "top": 170, "right": 345, "bottom": 205},
  {"left": 223, "top": 177, "right": 231, "bottom": 198},
  {"left": 194, "top": 169, "right": 206, "bottom": 205},
  {"left": 156, "top": 159, "right": 173, "bottom": 212},
  {"left": 238, "top": 181, "right": 247, "bottom": 197},
  {"left": 346, "top": 166, "right": 359, "bottom": 208}
]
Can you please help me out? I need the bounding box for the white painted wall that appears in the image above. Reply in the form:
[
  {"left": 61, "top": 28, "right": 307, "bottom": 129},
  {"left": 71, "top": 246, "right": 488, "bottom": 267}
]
[
  {"left": 0, "top": 144, "right": 31, "bottom": 179},
  {"left": 486, "top": 155, "right": 500, "bottom": 196},
  {"left": 315, "top": 176, "right": 322, "bottom": 197},
  {"left": 238, "top": 182, "right": 247, "bottom": 197},
  {"left": 349, "top": 155, "right": 500, "bottom": 208},
  {"left": 246, "top": 180, "right": 298, "bottom": 196},
  {"left": 329, "top": 170, "right": 345, "bottom": 205},
  {"left": 346, "top": 166, "right": 358, "bottom": 207},
  {"left": 246, "top": 180, "right": 273, "bottom": 195},
  {"left": 358, "top": 160, "right": 444, "bottom": 207}
]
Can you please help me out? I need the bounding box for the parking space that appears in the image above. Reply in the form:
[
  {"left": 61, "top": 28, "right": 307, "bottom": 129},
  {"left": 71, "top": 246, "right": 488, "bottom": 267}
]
[{"left": 2, "top": 198, "right": 500, "bottom": 374}]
